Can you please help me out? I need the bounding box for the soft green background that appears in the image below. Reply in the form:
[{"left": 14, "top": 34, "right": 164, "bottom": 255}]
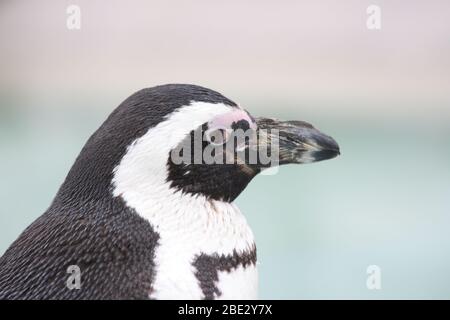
[{"left": 1, "top": 0, "right": 449, "bottom": 299}]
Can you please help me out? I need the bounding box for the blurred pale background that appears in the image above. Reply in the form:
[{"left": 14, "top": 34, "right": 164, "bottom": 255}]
[{"left": 1, "top": 0, "right": 449, "bottom": 299}]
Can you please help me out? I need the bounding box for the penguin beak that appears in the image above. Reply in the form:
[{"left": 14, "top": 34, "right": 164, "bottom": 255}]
[{"left": 254, "top": 117, "right": 340, "bottom": 166}]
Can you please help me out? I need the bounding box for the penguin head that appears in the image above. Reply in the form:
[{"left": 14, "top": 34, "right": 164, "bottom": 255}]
[{"left": 58, "top": 84, "right": 339, "bottom": 205}]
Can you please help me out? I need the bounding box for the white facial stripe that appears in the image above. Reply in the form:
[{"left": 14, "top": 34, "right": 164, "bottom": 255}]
[
  {"left": 112, "top": 101, "right": 232, "bottom": 200},
  {"left": 111, "top": 101, "right": 257, "bottom": 299}
]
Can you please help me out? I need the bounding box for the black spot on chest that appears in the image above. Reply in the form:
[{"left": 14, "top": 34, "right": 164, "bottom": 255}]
[{"left": 192, "top": 245, "right": 257, "bottom": 300}]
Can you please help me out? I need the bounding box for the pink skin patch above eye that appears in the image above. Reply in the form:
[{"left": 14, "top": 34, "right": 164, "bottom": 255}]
[{"left": 208, "top": 109, "right": 257, "bottom": 132}]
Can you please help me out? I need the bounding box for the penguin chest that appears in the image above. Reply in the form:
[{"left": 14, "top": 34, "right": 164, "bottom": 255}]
[
  {"left": 147, "top": 201, "right": 258, "bottom": 300},
  {"left": 150, "top": 240, "right": 258, "bottom": 300}
]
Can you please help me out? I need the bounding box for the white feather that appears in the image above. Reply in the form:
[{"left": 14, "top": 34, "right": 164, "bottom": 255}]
[
  {"left": 216, "top": 264, "right": 258, "bottom": 300},
  {"left": 111, "top": 101, "right": 258, "bottom": 299}
]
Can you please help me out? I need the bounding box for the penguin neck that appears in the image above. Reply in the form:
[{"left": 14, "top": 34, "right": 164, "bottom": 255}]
[
  {"left": 113, "top": 179, "right": 255, "bottom": 255},
  {"left": 110, "top": 135, "right": 255, "bottom": 254}
]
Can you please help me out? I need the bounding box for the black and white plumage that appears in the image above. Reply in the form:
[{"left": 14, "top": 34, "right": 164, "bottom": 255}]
[{"left": 0, "top": 84, "right": 339, "bottom": 299}]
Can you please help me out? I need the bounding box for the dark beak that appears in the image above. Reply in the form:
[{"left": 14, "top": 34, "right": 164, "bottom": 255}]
[{"left": 254, "top": 117, "right": 340, "bottom": 166}]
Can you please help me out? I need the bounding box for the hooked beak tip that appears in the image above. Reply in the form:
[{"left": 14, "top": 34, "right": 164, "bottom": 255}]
[
  {"left": 256, "top": 117, "right": 341, "bottom": 164},
  {"left": 303, "top": 130, "right": 340, "bottom": 162}
]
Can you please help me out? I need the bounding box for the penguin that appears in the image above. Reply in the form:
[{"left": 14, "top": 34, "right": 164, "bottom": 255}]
[{"left": 0, "top": 84, "right": 339, "bottom": 300}]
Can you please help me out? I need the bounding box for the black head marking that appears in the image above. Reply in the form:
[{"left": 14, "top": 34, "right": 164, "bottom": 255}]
[
  {"left": 192, "top": 245, "right": 257, "bottom": 300},
  {"left": 231, "top": 119, "right": 251, "bottom": 131},
  {"left": 166, "top": 119, "right": 260, "bottom": 202}
]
